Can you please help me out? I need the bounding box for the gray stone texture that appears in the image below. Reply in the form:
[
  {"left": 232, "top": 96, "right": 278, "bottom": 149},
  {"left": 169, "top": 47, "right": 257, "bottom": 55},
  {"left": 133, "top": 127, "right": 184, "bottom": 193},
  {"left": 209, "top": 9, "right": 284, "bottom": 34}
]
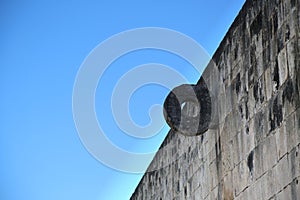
[{"left": 131, "top": 0, "right": 300, "bottom": 199}]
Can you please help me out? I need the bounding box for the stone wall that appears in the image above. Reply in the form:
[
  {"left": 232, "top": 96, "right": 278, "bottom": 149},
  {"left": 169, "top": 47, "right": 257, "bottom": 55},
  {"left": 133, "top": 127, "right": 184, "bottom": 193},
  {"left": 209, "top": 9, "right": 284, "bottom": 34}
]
[{"left": 131, "top": 0, "right": 300, "bottom": 199}]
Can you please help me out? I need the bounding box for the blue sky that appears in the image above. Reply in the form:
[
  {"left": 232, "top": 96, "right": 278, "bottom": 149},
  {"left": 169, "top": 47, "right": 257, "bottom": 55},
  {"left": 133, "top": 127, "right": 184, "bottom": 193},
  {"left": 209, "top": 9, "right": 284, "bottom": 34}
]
[{"left": 1, "top": 1, "right": 245, "bottom": 200}]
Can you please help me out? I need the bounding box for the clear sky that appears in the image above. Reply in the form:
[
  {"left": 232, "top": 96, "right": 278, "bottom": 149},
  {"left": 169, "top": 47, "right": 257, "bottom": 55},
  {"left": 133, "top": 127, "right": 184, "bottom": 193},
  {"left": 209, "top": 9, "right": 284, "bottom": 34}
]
[{"left": 1, "top": 1, "right": 245, "bottom": 200}]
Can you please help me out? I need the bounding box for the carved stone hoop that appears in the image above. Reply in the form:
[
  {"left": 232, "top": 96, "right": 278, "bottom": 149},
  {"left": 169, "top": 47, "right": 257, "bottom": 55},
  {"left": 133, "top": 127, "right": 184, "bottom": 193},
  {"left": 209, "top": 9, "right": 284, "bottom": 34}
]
[{"left": 163, "top": 78, "right": 211, "bottom": 136}]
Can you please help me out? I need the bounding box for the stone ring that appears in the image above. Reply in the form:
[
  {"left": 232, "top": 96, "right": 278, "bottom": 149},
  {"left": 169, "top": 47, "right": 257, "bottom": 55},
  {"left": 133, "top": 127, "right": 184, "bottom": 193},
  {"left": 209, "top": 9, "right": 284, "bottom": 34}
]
[{"left": 163, "top": 77, "right": 212, "bottom": 136}]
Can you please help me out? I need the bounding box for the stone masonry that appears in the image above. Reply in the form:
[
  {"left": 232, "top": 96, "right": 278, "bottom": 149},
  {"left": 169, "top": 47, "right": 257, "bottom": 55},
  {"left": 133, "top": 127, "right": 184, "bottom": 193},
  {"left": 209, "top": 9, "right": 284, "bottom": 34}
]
[{"left": 131, "top": 0, "right": 300, "bottom": 199}]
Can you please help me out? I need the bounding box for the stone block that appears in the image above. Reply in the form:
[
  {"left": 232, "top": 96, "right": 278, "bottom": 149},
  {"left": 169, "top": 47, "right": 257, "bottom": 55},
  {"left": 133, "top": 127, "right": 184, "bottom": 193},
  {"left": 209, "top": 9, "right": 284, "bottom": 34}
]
[
  {"left": 247, "top": 178, "right": 262, "bottom": 199},
  {"left": 201, "top": 164, "right": 210, "bottom": 198},
  {"left": 247, "top": 86, "right": 256, "bottom": 119},
  {"left": 221, "top": 141, "right": 234, "bottom": 174},
  {"left": 222, "top": 171, "right": 234, "bottom": 200},
  {"left": 209, "top": 159, "right": 219, "bottom": 190},
  {"left": 253, "top": 143, "right": 264, "bottom": 179},
  {"left": 286, "top": 113, "right": 298, "bottom": 153},
  {"left": 262, "top": 135, "right": 278, "bottom": 173},
  {"left": 256, "top": 54, "right": 264, "bottom": 80},
  {"left": 275, "top": 123, "right": 288, "bottom": 160},
  {"left": 264, "top": 67, "right": 273, "bottom": 101},
  {"left": 274, "top": 155, "right": 292, "bottom": 191},
  {"left": 243, "top": 130, "right": 255, "bottom": 157},
  {"left": 191, "top": 169, "right": 201, "bottom": 192},
  {"left": 233, "top": 160, "right": 250, "bottom": 196},
  {"left": 276, "top": 184, "right": 293, "bottom": 200},
  {"left": 287, "top": 144, "right": 300, "bottom": 179},
  {"left": 261, "top": 169, "right": 277, "bottom": 199},
  {"left": 193, "top": 187, "right": 201, "bottom": 200},
  {"left": 286, "top": 39, "right": 297, "bottom": 81},
  {"left": 290, "top": 178, "right": 300, "bottom": 200},
  {"left": 282, "top": 80, "right": 298, "bottom": 119},
  {"left": 232, "top": 133, "right": 243, "bottom": 166},
  {"left": 278, "top": 48, "right": 289, "bottom": 86}
]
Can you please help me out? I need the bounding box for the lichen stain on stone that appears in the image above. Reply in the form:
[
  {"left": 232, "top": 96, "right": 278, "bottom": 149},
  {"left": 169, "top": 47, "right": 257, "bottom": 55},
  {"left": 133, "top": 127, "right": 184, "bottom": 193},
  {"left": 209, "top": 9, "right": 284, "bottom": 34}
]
[
  {"left": 250, "top": 45, "right": 257, "bottom": 66},
  {"left": 235, "top": 73, "right": 241, "bottom": 95},
  {"left": 282, "top": 78, "right": 294, "bottom": 105},
  {"left": 253, "top": 81, "right": 259, "bottom": 102},
  {"left": 273, "top": 60, "right": 280, "bottom": 91},
  {"left": 247, "top": 150, "right": 254, "bottom": 175},
  {"left": 215, "top": 136, "right": 223, "bottom": 200},
  {"left": 245, "top": 97, "right": 249, "bottom": 120},
  {"left": 269, "top": 96, "right": 283, "bottom": 132},
  {"left": 250, "top": 11, "right": 262, "bottom": 37},
  {"left": 253, "top": 79, "right": 264, "bottom": 104},
  {"left": 285, "top": 24, "right": 290, "bottom": 42}
]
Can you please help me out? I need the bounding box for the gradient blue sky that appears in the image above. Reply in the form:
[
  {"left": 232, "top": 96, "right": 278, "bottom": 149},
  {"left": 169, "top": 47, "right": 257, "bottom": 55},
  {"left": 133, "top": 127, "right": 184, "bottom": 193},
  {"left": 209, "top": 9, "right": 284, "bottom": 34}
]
[{"left": 1, "top": 1, "right": 245, "bottom": 199}]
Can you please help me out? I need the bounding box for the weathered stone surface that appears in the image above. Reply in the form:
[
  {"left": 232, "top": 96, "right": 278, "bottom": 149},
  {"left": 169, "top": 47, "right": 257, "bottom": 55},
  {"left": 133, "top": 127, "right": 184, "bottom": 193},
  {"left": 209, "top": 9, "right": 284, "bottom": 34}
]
[{"left": 131, "top": 0, "right": 300, "bottom": 199}]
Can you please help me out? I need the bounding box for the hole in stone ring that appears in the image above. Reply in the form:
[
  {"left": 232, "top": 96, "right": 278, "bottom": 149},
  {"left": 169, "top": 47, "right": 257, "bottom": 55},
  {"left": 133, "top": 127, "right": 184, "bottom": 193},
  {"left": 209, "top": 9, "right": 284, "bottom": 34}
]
[{"left": 181, "top": 100, "right": 200, "bottom": 118}]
